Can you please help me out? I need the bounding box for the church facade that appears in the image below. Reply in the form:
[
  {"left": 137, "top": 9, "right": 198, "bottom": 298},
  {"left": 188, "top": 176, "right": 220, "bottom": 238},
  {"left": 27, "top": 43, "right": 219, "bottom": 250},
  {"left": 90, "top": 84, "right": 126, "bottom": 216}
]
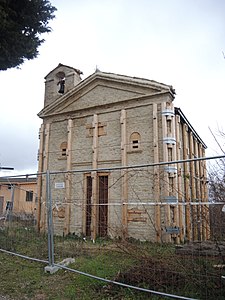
[{"left": 37, "top": 64, "right": 209, "bottom": 243}]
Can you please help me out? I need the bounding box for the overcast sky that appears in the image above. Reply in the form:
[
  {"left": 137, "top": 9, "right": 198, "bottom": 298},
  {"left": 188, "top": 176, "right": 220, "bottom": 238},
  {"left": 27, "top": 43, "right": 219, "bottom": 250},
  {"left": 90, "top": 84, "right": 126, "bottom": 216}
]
[{"left": 0, "top": 0, "right": 225, "bottom": 176}]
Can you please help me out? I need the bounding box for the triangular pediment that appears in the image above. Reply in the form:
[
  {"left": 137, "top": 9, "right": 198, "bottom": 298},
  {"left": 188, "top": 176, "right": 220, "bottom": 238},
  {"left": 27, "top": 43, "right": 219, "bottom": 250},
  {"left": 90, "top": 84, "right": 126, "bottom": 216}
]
[{"left": 38, "top": 71, "right": 174, "bottom": 118}]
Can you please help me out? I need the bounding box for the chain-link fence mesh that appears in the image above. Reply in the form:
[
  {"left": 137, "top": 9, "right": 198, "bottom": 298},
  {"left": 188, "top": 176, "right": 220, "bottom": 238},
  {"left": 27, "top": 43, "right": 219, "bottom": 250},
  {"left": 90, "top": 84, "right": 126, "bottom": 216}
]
[{"left": 1, "top": 158, "right": 225, "bottom": 299}]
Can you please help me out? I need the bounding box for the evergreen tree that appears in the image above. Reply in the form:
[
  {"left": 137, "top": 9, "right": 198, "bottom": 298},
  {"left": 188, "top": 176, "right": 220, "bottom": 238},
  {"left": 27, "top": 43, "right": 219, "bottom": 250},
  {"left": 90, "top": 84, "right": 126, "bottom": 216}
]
[{"left": 0, "top": 0, "right": 56, "bottom": 70}]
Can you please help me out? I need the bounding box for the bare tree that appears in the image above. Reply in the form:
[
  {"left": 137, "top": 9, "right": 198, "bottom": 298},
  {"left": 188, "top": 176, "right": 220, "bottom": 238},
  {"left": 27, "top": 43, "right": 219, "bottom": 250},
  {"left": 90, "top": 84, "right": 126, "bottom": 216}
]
[{"left": 208, "top": 127, "right": 225, "bottom": 240}]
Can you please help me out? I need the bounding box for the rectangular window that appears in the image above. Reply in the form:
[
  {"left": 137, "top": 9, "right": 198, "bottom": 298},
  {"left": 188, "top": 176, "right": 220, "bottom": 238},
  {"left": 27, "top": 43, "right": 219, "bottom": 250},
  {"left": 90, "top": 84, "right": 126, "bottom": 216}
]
[
  {"left": 168, "top": 148, "right": 173, "bottom": 161},
  {"left": 169, "top": 177, "right": 174, "bottom": 196},
  {"left": 167, "top": 119, "right": 172, "bottom": 135},
  {"left": 26, "top": 190, "right": 33, "bottom": 202}
]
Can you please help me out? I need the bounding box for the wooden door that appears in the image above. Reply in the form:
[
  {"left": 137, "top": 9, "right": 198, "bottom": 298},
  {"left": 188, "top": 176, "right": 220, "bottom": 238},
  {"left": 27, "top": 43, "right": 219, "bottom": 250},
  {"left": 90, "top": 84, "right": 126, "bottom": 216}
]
[
  {"left": 98, "top": 176, "right": 108, "bottom": 237},
  {"left": 86, "top": 176, "right": 92, "bottom": 236}
]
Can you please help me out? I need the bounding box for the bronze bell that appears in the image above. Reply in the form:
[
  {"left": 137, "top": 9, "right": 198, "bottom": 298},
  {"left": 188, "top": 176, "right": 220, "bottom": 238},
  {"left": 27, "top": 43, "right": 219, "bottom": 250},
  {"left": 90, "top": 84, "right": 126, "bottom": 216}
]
[{"left": 58, "top": 79, "right": 65, "bottom": 94}]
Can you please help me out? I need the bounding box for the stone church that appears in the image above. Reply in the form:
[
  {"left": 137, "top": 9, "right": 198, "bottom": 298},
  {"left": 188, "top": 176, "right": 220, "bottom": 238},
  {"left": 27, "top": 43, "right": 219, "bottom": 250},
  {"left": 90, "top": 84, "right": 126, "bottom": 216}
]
[{"left": 37, "top": 63, "right": 209, "bottom": 243}]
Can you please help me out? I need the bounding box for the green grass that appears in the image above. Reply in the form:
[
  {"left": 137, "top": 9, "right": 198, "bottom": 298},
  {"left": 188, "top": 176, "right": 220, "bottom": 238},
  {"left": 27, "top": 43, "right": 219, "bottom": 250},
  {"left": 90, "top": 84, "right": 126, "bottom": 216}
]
[
  {"left": 0, "top": 250, "right": 136, "bottom": 300},
  {"left": 0, "top": 223, "right": 225, "bottom": 299}
]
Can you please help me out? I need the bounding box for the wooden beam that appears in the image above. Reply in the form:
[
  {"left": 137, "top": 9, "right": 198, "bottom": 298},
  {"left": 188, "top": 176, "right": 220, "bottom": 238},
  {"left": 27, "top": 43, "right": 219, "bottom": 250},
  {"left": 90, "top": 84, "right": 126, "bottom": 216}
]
[
  {"left": 194, "top": 139, "right": 202, "bottom": 241},
  {"left": 183, "top": 123, "right": 191, "bottom": 241},
  {"left": 189, "top": 132, "right": 197, "bottom": 240},
  {"left": 202, "top": 147, "right": 210, "bottom": 239},
  {"left": 67, "top": 119, "right": 73, "bottom": 171},
  {"left": 199, "top": 146, "right": 210, "bottom": 239},
  {"left": 40, "top": 123, "right": 50, "bottom": 232},
  {"left": 43, "top": 123, "right": 50, "bottom": 171},
  {"left": 161, "top": 102, "right": 171, "bottom": 242},
  {"left": 153, "top": 103, "right": 161, "bottom": 242},
  {"left": 37, "top": 124, "right": 44, "bottom": 232},
  {"left": 175, "top": 115, "right": 184, "bottom": 243},
  {"left": 198, "top": 144, "right": 205, "bottom": 240},
  {"left": 64, "top": 119, "right": 73, "bottom": 235},
  {"left": 170, "top": 103, "right": 180, "bottom": 244},
  {"left": 121, "top": 109, "right": 128, "bottom": 238},
  {"left": 91, "top": 114, "right": 98, "bottom": 241}
]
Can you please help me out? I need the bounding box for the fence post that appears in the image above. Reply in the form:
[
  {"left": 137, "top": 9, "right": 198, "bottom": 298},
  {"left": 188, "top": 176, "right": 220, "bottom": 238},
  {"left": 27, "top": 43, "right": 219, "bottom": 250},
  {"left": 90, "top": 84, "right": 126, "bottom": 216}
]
[
  {"left": 46, "top": 170, "right": 55, "bottom": 269},
  {"left": 7, "top": 184, "right": 15, "bottom": 226}
]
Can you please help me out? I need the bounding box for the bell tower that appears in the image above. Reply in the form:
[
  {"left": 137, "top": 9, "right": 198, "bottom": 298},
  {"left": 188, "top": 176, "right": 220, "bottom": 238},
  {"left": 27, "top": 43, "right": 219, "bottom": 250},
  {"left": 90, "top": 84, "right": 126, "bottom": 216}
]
[{"left": 44, "top": 63, "right": 83, "bottom": 107}]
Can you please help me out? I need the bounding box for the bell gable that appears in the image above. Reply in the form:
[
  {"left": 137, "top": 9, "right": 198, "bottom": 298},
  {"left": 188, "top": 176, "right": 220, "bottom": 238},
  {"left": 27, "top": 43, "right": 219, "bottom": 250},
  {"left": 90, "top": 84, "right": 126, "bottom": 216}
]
[{"left": 39, "top": 67, "right": 175, "bottom": 119}]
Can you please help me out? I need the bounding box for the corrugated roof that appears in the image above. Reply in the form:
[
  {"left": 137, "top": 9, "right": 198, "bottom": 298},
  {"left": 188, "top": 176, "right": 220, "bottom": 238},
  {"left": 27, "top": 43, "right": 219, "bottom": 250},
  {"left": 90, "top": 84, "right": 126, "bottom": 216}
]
[{"left": 0, "top": 177, "right": 37, "bottom": 184}]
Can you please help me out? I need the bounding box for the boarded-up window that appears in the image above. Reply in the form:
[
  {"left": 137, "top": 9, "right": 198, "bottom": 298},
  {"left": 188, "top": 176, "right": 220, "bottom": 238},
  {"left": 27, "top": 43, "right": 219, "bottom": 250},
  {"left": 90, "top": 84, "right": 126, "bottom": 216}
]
[{"left": 86, "top": 122, "right": 107, "bottom": 137}]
